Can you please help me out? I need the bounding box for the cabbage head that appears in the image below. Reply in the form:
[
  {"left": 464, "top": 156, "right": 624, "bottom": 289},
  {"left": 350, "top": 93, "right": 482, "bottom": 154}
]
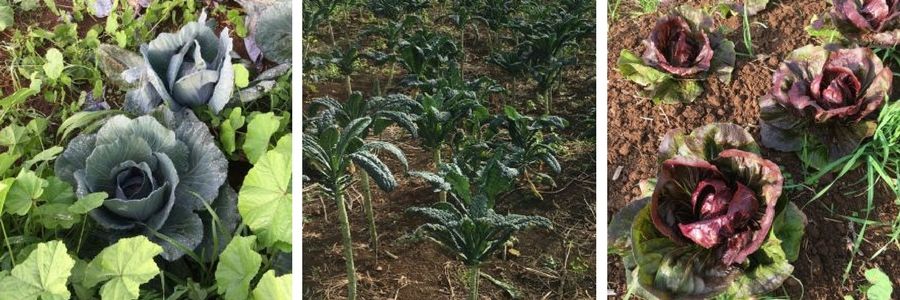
[
  {"left": 125, "top": 17, "right": 234, "bottom": 115},
  {"left": 55, "top": 107, "right": 238, "bottom": 261}
]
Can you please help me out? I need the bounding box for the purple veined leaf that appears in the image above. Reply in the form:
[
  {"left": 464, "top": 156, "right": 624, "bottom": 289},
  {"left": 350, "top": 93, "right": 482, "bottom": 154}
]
[
  {"left": 650, "top": 157, "right": 725, "bottom": 245},
  {"left": 833, "top": 0, "right": 900, "bottom": 32}
]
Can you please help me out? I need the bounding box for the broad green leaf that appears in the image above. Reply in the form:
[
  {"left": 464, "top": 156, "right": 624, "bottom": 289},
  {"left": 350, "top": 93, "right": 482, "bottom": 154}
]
[
  {"left": 0, "top": 4, "right": 12, "bottom": 32},
  {"left": 0, "top": 178, "right": 13, "bottom": 215},
  {"left": 5, "top": 171, "right": 47, "bottom": 216},
  {"left": 84, "top": 236, "right": 163, "bottom": 300},
  {"left": 39, "top": 176, "right": 75, "bottom": 204},
  {"left": 0, "top": 152, "right": 21, "bottom": 176},
  {"left": 239, "top": 144, "right": 292, "bottom": 250},
  {"left": 215, "top": 236, "right": 262, "bottom": 300},
  {"left": 243, "top": 112, "right": 280, "bottom": 164},
  {"left": 251, "top": 270, "right": 291, "bottom": 300},
  {"left": 773, "top": 202, "right": 806, "bottom": 262},
  {"left": 68, "top": 192, "right": 108, "bottom": 214},
  {"left": 233, "top": 64, "right": 250, "bottom": 88},
  {"left": 608, "top": 197, "right": 649, "bottom": 253},
  {"left": 617, "top": 49, "right": 671, "bottom": 87},
  {"left": 865, "top": 268, "right": 893, "bottom": 300},
  {"left": 23, "top": 146, "right": 63, "bottom": 170},
  {"left": 725, "top": 233, "right": 795, "bottom": 298},
  {"left": 33, "top": 203, "right": 79, "bottom": 229},
  {"left": 0, "top": 125, "right": 28, "bottom": 147},
  {"left": 0, "top": 240, "right": 75, "bottom": 300},
  {"left": 43, "top": 48, "right": 65, "bottom": 80},
  {"left": 220, "top": 108, "right": 246, "bottom": 156}
]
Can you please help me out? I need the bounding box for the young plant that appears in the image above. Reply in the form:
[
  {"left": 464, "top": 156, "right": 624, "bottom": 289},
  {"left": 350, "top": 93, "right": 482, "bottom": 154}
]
[
  {"left": 366, "top": 0, "right": 429, "bottom": 19},
  {"left": 302, "top": 116, "right": 407, "bottom": 300},
  {"left": 609, "top": 123, "right": 807, "bottom": 299},
  {"left": 362, "top": 15, "right": 421, "bottom": 92},
  {"left": 396, "top": 30, "right": 460, "bottom": 88},
  {"left": 759, "top": 45, "right": 892, "bottom": 169},
  {"left": 54, "top": 107, "right": 238, "bottom": 261},
  {"left": 487, "top": 106, "right": 567, "bottom": 200},
  {"left": 617, "top": 5, "right": 736, "bottom": 104},
  {"left": 308, "top": 92, "right": 417, "bottom": 259},
  {"left": 408, "top": 157, "right": 552, "bottom": 300}
]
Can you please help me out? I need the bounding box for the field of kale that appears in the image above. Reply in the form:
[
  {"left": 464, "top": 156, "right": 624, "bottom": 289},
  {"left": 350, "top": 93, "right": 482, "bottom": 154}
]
[
  {"left": 0, "top": 0, "right": 292, "bottom": 299},
  {"left": 609, "top": 0, "right": 899, "bottom": 299},
  {"left": 301, "top": 0, "right": 596, "bottom": 299}
]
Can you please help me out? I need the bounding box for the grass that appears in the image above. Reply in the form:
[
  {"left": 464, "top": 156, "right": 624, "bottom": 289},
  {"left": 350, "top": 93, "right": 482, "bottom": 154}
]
[{"left": 799, "top": 97, "right": 900, "bottom": 282}]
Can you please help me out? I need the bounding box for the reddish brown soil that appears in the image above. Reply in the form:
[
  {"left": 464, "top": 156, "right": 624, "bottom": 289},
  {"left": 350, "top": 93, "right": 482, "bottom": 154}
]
[
  {"left": 303, "top": 5, "right": 597, "bottom": 300},
  {"left": 608, "top": 1, "right": 899, "bottom": 299}
]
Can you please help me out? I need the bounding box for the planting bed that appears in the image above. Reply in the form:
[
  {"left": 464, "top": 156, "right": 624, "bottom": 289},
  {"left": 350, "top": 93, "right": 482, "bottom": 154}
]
[
  {"left": 608, "top": 1, "right": 899, "bottom": 299},
  {"left": 302, "top": 1, "right": 596, "bottom": 299}
]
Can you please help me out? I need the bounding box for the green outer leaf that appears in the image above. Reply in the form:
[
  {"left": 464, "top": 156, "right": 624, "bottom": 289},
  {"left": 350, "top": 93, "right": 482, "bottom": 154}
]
[
  {"left": 630, "top": 206, "right": 737, "bottom": 299},
  {"left": 772, "top": 202, "right": 807, "bottom": 262},
  {"left": 710, "top": 39, "right": 736, "bottom": 83},
  {"left": 243, "top": 112, "right": 280, "bottom": 164},
  {"left": 0, "top": 178, "right": 14, "bottom": 215},
  {"left": 658, "top": 123, "right": 760, "bottom": 163},
  {"left": 608, "top": 197, "right": 649, "bottom": 253},
  {"left": 32, "top": 203, "right": 79, "bottom": 229},
  {"left": 84, "top": 236, "right": 163, "bottom": 300},
  {"left": 5, "top": 171, "right": 46, "bottom": 216},
  {"left": 215, "top": 236, "right": 262, "bottom": 300},
  {"left": 0, "top": 240, "right": 75, "bottom": 300},
  {"left": 251, "top": 270, "right": 292, "bottom": 300},
  {"left": 238, "top": 144, "right": 292, "bottom": 250},
  {"left": 652, "top": 79, "right": 702, "bottom": 104},
  {"left": 617, "top": 49, "right": 672, "bottom": 87},
  {"left": 865, "top": 268, "right": 893, "bottom": 300},
  {"left": 23, "top": 146, "right": 63, "bottom": 170},
  {"left": 724, "top": 232, "right": 794, "bottom": 298}
]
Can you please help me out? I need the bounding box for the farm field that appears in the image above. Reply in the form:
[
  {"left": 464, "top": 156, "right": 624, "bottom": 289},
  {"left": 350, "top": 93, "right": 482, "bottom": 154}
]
[
  {"left": 608, "top": 1, "right": 899, "bottom": 299},
  {"left": 0, "top": 0, "right": 293, "bottom": 299},
  {"left": 302, "top": 0, "right": 597, "bottom": 299}
]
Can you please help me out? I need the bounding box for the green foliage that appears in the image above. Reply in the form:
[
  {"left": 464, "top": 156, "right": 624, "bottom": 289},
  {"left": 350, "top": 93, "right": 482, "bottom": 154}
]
[
  {"left": 83, "top": 236, "right": 163, "bottom": 300},
  {"left": 215, "top": 236, "right": 262, "bottom": 300},
  {"left": 244, "top": 112, "right": 283, "bottom": 164},
  {"left": 0, "top": 240, "right": 74, "bottom": 300},
  {"left": 251, "top": 270, "right": 292, "bottom": 300},
  {"left": 239, "top": 135, "right": 292, "bottom": 251},
  {"left": 864, "top": 268, "right": 893, "bottom": 300}
]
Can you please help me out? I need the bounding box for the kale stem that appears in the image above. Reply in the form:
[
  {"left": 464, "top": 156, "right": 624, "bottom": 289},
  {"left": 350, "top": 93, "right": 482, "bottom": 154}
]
[
  {"left": 468, "top": 264, "right": 480, "bottom": 300},
  {"left": 360, "top": 171, "right": 379, "bottom": 263},
  {"left": 335, "top": 190, "right": 358, "bottom": 300}
]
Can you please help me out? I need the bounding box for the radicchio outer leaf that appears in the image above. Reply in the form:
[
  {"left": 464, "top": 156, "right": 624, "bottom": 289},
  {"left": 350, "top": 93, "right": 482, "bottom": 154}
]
[
  {"left": 759, "top": 45, "right": 889, "bottom": 163},
  {"left": 831, "top": 0, "right": 900, "bottom": 45},
  {"left": 658, "top": 123, "right": 760, "bottom": 163}
]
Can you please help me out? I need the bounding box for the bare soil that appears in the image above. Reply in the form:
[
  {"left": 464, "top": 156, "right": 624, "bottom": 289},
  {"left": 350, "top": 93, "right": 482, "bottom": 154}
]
[{"left": 608, "top": 1, "right": 899, "bottom": 299}]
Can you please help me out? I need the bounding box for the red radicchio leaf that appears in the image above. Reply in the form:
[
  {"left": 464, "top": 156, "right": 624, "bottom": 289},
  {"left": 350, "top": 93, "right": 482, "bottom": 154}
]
[
  {"left": 834, "top": 0, "right": 900, "bottom": 32},
  {"left": 642, "top": 16, "right": 714, "bottom": 77}
]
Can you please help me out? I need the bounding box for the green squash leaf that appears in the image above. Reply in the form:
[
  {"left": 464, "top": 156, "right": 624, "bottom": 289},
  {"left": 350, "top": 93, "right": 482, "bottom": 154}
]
[
  {"left": 68, "top": 192, "right": 109, "bottom": 214},
  {"left": 0, "top": 240, "right": 75, "bottom": 300},
  {"left": 0, "top": 3, "right": 12, "bottom": 32},
  {"left": 5, "top": 171, "right": 47, "bottom": 216},
  {"left": 239, "top": 134, "right": 292, "bottom": 250},
  {"left": 215, "top": 236, "right": 262, "bottom": 300},
  {"left": 83, "top": 236, "right": 163, "bottom": 300},
  {"left": 251, "top": 270, "right": 292, "bottom": 300},
  {"left": 243, "top": 112, "right": 281, "bottom": 164}
]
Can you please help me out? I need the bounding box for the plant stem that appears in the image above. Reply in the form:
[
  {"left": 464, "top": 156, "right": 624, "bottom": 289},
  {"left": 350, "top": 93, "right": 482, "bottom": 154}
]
[
  {"left": 460, "top": 27, "right": 466, "bottom": 79},
  {"left": 434, "top": 148, "right": 447, "bottom": 202},
  {"left": 468, "top": 265, "right": 480, "bottom": 300},
  {"left": 0, "top": 218, "right": 14, "bottom": 266},
  {"left": 360, "top": 171, "right": 379, "bottom": 262},
  {"left": 544, "top": 89, "right": 552, "bottom": 116},
  {"left": 345, "top": 75, "right": 353, "bottom": 96},
  {"left": 335, "top": 191, "right": 358, "bottom": 300}
]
